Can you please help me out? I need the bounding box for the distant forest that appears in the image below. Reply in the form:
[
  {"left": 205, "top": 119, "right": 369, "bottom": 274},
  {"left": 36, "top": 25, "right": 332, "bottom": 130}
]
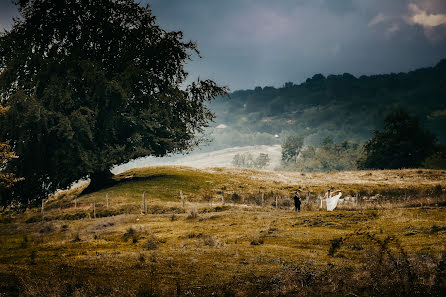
[{"left": 207, "top": 60, "right": 446, "bottom": 149}]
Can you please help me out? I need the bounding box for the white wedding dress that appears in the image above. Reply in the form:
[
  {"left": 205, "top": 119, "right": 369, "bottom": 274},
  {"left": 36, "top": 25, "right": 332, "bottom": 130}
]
[{"left": 326, "top": 192, "right": 342, "bottom": 211}]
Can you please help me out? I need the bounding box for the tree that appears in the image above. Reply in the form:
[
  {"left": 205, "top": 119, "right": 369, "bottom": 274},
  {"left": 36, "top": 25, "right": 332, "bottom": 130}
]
[
  {"left": 0, "top": 107, "right": 22, "bottom": 204},
  {"left": 0, "top": 0, "right": 227, "bottom": 205},
  {"left": 357, "top": 111, "right": 436, "bottom": 169},
  {"left": 281, "top": 135, "right": 303, "bottom": 164},
  {"left": 254, "top": 153, "right": 270, "bottom": 169},
  {"left": 232, "top": 152, "right": 270, "bottom": 169}
]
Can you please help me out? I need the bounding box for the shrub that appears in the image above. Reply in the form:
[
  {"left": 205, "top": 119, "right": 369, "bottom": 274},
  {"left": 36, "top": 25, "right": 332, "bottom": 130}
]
[{"left": 143, "top": 236, "right": 160, "bottom": 250}]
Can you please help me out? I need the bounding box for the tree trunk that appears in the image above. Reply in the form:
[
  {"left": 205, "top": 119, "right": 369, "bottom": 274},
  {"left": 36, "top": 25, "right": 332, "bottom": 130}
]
[{"left": 82, "top": 170, "right": 116, "bottom": 194}]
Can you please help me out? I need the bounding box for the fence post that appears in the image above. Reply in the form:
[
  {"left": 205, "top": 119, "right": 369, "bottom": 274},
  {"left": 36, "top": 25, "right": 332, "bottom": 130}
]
[
  {"left": 41, "top": 199, "right": 44, "bottom": 221},
  {"left": 106, "top": 193, "right": 109, "bottom": 209},
  {"left": 93, "top": 202, "right": 96, "bottom": 218},
  {"left": 180, "top": 191, "right": 185, "bottom": 208},
  {"left": 275, "top": 196, "right": 278, "bottom": 209},
  {"left": 142, "top": 192, "right": 146, "bottom": 214},
  {"left": 74, "top": 196, "right": 77, "bottom": 209}
]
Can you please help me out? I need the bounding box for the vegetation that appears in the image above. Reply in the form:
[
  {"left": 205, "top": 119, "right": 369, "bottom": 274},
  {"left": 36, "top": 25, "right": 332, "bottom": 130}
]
[
  {"left": 0, "top": 0, "right": 227, "bottom": 207},
  {"left": 423, "top": 144, "right": 446, "bottom": 170},
  {"left": 0, "top": 166, "right": 445, "bottom": 296},
  {"left": 282, "top": 137, "right": 363, "bottom": 172},
  {"left": 358, "top": 110, "right": 437, "bottom": 169},
  {"left": 232, "top": 152, "right": 271, "bottom": 169},
  {"left": 0, "top": 107, "right": 21, "bottom": 201},
  {"left": 281, "top": 135, "right": 304, "bottom": 165},
  {"left": 207, "top": 60, "right": 446, "bottom": 150}
]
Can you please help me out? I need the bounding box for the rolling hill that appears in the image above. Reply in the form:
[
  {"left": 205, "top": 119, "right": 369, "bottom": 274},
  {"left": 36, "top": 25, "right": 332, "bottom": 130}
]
[{"left": 206, "top": 59, "right": 446, "bottom": 149}]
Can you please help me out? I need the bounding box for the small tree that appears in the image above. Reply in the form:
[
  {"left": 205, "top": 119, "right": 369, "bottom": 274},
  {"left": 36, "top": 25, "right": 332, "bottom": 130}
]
[
  {"left": 281, "top": 135, "right": 303, "bottom": 164},
  {"left": 232, "top": 152, "right": 270, "bottom": 169},
  {"left": 254, "top": 153, "right": 270, "bottom": 169},
  {"left": 358, "top": 111, "right": 436, "bottom": 169}
]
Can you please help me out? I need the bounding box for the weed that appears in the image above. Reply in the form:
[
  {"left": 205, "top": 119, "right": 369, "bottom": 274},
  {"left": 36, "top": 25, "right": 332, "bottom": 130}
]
[
  {"left": 39, "top": 223, "right": 55, "bottom": 234},
  {"left": 72, "top": 233, "right": 81, "bottom": 242},
  {"left": 186, "top": 206, "right": 199, "bottom": 219},
  {"left": 250, "top": 239, "right": 264, "bottom": 245},
  {"left": 143, "top": 236, "right": 159, "bottom": 250},
  {"left": 123, "top": 226, "right": 136, "bottom": 242},
  {"left": 431, "top": 225, "right": 446, "bottom": 233},
  {"left": 231, "top": 192, "right": 241, "bottom": 202},
  {"left": 29, "top": 251, "right": 36, "bottom": 265},
  {"left": 20, "top": 235, "right": 28, "bottom": 248},
  {"left": 202, "top": 234, "right": 217, "bottom": 247}
]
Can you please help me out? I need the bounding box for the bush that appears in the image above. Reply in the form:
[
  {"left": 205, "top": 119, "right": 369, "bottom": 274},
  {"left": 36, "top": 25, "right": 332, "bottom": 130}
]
[{"left": 143, "top": 236, "right": 160, "bottom": 250}]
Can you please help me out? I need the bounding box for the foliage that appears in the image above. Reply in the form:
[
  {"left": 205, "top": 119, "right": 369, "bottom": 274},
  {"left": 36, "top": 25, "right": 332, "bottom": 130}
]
[
  {"left": 208, "top": 60, "right": 446, "bottom": 150},
  {"left": 0, "top": 107, "right": 22, "bottom": 199},
  {"left": 232, "top": 152, "right": 270, "bottom": 169},
  {"left": 281, "top": 135, "right": 303, "bottom": 164},
  {"left": 358, "top": 111, "right": 436, "bottom": 169},
  {"left": 423, "top": 144, "right": 446, "bottom": 169},
  {"left": 282, "top": 137, "right": 362, "bottom": 172},
  {"left": 0, "top": 0, "right": 227, "bottom": 205}
]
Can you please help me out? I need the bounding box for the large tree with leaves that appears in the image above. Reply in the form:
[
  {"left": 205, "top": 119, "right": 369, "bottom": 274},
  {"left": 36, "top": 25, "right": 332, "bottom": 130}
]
[
  {"left": 0, "top": 0, "right": 227, "bottom": 206},
  {"left": 357, "top": 110, "right": 436, "bottom": 169}
]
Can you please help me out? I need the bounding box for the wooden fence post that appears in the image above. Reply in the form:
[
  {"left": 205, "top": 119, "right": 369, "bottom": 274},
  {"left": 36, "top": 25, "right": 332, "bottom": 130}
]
[
  {"left": 142, "top": 192, "right": 146, "bottom": 214},
  {"left": 275, "top": 196, "right": 278, "bottom": 209},
  {"left": 180, "top": 191, "right": 185, "bottom": 208},
  {"left": 106, "top": 193, "right": 109, "bottom": 209},
  {"left": 41, "top": 199, "right": 44, "bottom": 221},
  {"left": 93, "top": 202, "right": 96, "bottom": 218},
  {"left": 74, "top": 196, "right": 77, "bottom": 209}
]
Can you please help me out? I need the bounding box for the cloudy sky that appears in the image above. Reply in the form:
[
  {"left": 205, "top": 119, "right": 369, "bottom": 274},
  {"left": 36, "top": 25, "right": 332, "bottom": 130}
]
[{"left": 1, "top": 0, "right": 446, "bottom": 91}]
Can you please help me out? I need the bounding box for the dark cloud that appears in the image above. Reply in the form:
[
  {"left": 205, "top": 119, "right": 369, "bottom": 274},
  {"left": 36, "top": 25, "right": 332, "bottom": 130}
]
[
  {"left": 1, "top": 0, "right": 445, "bottom": 90},
  {"left": 0, "top": 1, "right": 18, "bottom": 30}
]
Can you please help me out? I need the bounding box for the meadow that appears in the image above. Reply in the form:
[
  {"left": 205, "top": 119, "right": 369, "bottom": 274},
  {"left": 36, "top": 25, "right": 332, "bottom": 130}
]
[{"left": 0, "top": 167, "right": 445, "bottom": 296}]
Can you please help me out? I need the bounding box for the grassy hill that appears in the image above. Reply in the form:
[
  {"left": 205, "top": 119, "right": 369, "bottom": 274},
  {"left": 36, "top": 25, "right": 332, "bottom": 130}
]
[
  {"left": 0, "top": 167, "right": 446, "bottom": 296},
  {"left": 1, "top": 167, "right": 445, "bottom": 296}
]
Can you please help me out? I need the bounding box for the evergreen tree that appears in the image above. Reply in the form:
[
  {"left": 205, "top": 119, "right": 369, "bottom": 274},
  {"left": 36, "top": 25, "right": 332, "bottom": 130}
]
[{"left": 0, "top": 0, "right": 227, "bottom": 205}]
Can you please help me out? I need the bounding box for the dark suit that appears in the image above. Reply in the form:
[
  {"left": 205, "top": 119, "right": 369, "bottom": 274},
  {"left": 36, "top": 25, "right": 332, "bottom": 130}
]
[{"left": 293, "top": 194, "right": 301, "bottom": 212}]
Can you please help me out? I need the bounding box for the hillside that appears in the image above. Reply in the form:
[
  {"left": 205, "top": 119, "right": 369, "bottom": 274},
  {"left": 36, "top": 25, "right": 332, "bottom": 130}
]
[
  {"left": 207, "top": 60, "right": 446, "bottom": 149},
  {"left": 113, "top": 145, "right": 283, "bottom": 172},
  {"left": 1, "top": 167, "right": 445, "bottom": 296}
]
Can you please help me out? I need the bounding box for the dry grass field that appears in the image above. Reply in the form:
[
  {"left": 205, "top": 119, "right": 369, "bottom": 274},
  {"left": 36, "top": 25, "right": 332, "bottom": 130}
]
[{"left": 0, "top": 166, "right": 445, "bottom": 296}]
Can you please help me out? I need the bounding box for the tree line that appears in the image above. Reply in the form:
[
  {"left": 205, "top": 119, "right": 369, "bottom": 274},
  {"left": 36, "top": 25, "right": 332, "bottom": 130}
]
[
  {"left": 208, "top": 59, "right": 446, "bottom": 149},
  {"left": 280, "top": 110, "right": 445, "bottom": 171}
]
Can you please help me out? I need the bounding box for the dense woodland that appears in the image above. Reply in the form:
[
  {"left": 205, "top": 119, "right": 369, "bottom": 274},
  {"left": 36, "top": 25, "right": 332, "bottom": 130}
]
[{"left": 208, "top": 60, "right": 446, "bottom": 149}]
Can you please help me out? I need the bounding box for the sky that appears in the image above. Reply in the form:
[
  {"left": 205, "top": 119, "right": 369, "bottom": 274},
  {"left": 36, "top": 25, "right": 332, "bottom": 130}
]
[{"left": 1, "top": 0, "right": 446, "bottom": 91}]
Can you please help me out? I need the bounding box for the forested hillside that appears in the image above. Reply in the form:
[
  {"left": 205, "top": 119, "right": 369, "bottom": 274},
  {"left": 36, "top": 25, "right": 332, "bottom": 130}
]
[{"left": 208, "top": 60, "right": 446, "bottom": 148}]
